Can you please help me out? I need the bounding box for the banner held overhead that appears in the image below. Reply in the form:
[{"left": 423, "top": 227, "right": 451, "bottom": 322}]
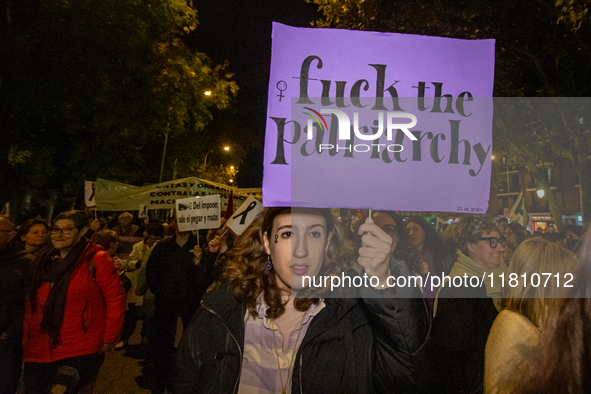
[
  {"left": 95, "top": 177, "right": 262, "bottom": 211},
  {"left": 263, "top": 23, "right": 495, "bottom": 213}
]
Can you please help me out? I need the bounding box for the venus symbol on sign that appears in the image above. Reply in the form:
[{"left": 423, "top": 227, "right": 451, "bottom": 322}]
[{"left": 276, "top": 81, "right": 287, "bottom": 102}]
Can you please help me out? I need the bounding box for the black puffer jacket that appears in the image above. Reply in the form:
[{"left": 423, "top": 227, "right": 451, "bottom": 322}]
[{"left": 170, "top": 259, "right": 430, "bottom": 394}]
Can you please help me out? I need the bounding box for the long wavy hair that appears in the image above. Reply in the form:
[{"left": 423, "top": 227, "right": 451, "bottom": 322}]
[
  {"left": 504, "top": 237, "right": 577, "bottom": 327},
  {"left": 220, "top": 207, "right": 352, "bottom": 319},
  {"left": 502, "top": 225, "right": 590, "bottom": 393},
  {"left": 406, "top": 216, "right": 454, "bottom": 273}
]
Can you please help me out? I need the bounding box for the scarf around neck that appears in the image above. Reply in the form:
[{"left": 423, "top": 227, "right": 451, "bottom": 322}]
[
  {"left": 29, "top": 238, "right": 90, "bottom": 347},
  {"left": 448, "top": 250, "right": 505, "bottom": 312}
]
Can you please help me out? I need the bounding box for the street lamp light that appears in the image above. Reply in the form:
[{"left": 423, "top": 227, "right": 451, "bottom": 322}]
[
  {"left": 537, "top": 189, "right": 545, "bottom": 199},
  {"left": 203, "top": 146, "right": 230, "bottom": 170}
]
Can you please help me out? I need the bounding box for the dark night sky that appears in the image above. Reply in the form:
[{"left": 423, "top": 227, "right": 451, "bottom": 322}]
[{"left": 190, "top": 0, "right": 319, "bottom": 187}]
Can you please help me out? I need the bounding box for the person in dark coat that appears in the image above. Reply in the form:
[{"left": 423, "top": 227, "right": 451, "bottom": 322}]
[
  {"left": 423, "top": 216, "right": 505, "bottom": 394},
  {"left": 0, "top": 216, "right": 34, "bottom": 394},
  {"left": 170, "top": 207, "right": 430, "bottom": 393},
  {"left": 145, "top": 226, "right": 218, "bottom": 393}
]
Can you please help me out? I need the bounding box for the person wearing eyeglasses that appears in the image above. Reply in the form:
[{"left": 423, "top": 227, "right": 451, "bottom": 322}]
[
  {"left": 423, "top": 216, "right": 506, "bottom": 394},
  {"left": 22, "top": 210, "right": 126, "bottom": 394}
]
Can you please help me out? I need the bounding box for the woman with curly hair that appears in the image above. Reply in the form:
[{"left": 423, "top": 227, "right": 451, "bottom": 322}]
[
  {"left": 425, "top": 216, "right": 506, "bottom": 394},
  {"left": 170, "top": 207, "right": 430, "bottom": 393}
]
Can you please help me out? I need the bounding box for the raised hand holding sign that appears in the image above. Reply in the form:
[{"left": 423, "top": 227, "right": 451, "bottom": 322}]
[{"left": 357, "top": 218, "right": 393, "bottom": 289}]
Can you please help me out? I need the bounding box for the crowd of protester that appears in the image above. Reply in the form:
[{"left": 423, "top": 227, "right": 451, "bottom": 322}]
[{"left": 0, "top": 207, "right": 588, "bottom": 393}]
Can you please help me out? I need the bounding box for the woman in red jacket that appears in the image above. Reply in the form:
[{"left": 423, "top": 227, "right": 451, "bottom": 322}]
[{"left": 23, "top": 211, "right": 126, "bottom": 393}]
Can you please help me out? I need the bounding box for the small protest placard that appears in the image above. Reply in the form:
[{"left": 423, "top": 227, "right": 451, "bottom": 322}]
[
  {"left": 226, "top": 196, "right": 263, "bottom": 235},
  {"left": 84, "top": 181, "right": 96, "bottom": 208},
  {"left": 138, "top": 204, "right": 148, "bottom": 218},
  {"left": 176, "top": 195, "right": 221, "bottom": 232}
]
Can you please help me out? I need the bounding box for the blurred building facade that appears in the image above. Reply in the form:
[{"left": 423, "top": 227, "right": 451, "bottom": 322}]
[{"left": 488, "top": 157, "right": 583, "bottom": 229}]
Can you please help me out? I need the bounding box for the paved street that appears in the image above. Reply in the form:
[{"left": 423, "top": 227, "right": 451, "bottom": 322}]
[
  {"left": 16, "top": 319, "right": 183, "bottom": 393},
  {"left": 93, "top": 321, "right": 151, "bottom": 394},
  {"left": 93, "top": 320, "right": 184, "bottom": 393}
]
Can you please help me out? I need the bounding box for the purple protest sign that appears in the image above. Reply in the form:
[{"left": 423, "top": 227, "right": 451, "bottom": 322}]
[{"left": 263, "top": 23, "right": 495, "bottom": 212}]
